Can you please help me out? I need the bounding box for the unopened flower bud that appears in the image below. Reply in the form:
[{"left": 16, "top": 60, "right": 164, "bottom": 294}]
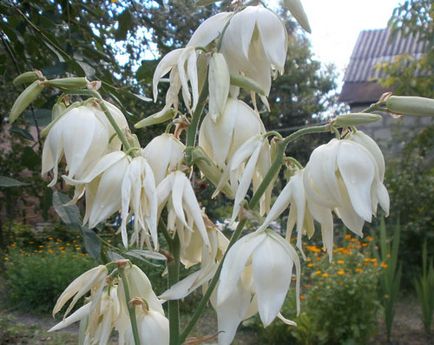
[
  {"left": 51, "top": 102, "right": 67, "bottom": 121},
  {"left": 385, "top": 95, "right": 434, "bottom": 117},
  {"left": 13, "top": 70, "right": 44, "bottom": 86},
  {"left": 9, "top": 81, "right": 45, "bottom": 123},
  {"left": 334, "top": 113, "right": 382, "bottom": 127},
  {"left": 135, "top": 107, "right": 175, "bottom": 128},
  {"left": 208, "top": 52, "right": 230, "bottom": 121},
  {"left": 283, "top": 0, "right": 312, "bottom": 33},
  {"left": 45, "top": 77, "right": 89, "bottom": 90}
]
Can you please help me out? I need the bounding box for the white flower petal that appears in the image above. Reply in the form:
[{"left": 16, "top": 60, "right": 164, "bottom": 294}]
[
  {"left": 187, "top": 12, "right": 232, "bottom": 47},
  {"left": 49, "top": 303, "right": 91, "bottom": 332},
  {"left": 252, "top": 234, "right": 292, "bottom": 326},
  {"left": 217, "top": 232, "right": 264, "bottom": 305},
  {"left": 153, "top": 49, "right": 183, "bottom": 101},
  {"left": 337, "top": 141, "right": 375, "bottom": 221}
]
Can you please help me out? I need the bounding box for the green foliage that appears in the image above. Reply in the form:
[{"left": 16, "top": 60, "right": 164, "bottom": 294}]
[
  {"left": 413, "top": 242, "right": 434, "bottom": 334},
  {"left": 3, "top": 242, "right": 95, "bottom": 313},
  {"left": 257, "top": 237, "right": 381, "bottom": 345},
  {"left": 375, "top": 219, "right": 402, "bottom": 342},
  {"left": 386, "top": 125, "right": 434, "bottom": 285}
]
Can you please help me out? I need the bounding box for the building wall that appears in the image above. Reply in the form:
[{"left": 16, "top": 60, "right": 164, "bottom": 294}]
[{"left": 351, "top": 105, "right": 433, "bottom": 158}]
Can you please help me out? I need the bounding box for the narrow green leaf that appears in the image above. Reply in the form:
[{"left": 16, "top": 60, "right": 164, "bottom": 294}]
[
  {"left": 0, "top": 176, "right": 28, "bottom": 187},
  {"left": 81, "top": 226, "right": 101, "bottom": 260},
  {"left": 52, "top": 191, "right": 82, "bottom": 226}
]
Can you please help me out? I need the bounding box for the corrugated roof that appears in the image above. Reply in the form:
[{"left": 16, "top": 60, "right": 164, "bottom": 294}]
[
  {"left": 340, "top": 28, "right": 428, "bottom": 104},
  {"left": 343, "top": 28, "right": 427, "bottom": 83}
]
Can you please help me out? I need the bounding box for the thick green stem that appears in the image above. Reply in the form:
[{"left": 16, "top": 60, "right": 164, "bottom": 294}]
[
  {"left": 167, "top": 234, "right": 181, "bottom": 345},
  {"left": 90, "top": 90, "right": 132, "bottom": 152},
  {"left": 185, "top": 80, "right": 209, "bottom": 164},
  {"left": 119, "top": 268, "right": 141, "bottom": 345}
]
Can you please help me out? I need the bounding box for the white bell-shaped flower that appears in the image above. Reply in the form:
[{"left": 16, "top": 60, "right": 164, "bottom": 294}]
[
  {"left": 303, "top": 134, "right": 390, "bottom": 254},
  {"left": 259, "top": 169, "right": 315, "bottom": 256},
  {"left": 220, "top": 5, "right": 288, "bottom": 96},
  {"left": 217, "top": 230, "right": 300, "bottom": 345},
  {"left": 65, "top": 151, "right": 158, "bottom": 249},
  {"left": 42, "top": 102, "right": 128, "bottom": 186},
  {"left": 142, "top": 133, "right": 185, "bottom": 185},
  {"left": 157, "top": 171, "right": 211, "bottom": 249},
  {"left": 199, "top": 98, "right": 264, "bottom": 169},
  {"left": 224, "top": 135, "right": 272, "bottom": 222},
  {"left": 153, "top": 46, "right": 199, "bottom": 113}
]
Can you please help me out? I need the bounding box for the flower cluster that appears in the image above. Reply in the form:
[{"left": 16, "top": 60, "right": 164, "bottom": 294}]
[
  {"left": 8, "top": 0, "right": 398, "bottom": 344},
  {"left": 50, "top": 262, "right": 169, "bottom": 345}
]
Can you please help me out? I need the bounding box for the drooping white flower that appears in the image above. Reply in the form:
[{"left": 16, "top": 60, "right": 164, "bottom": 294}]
[
  {"left": 220, "top": 5, "right": 288, "bottom": 96},
  {"left": 153, "top": 47, "right": 199, "bottom": 113},
  {"left": 217, "top": 230, "right": 300, "bottom": 345},
  {"left": 302, "top": 133, "right": 390, "bottom": 255},
  {"left": 64, "top": 151, "right": 158, "bottom": 249},
  {"left": 42, "top": 102, "right": 128, "bottom": 186},
  {"left": 116, "top": 264, "right": 168, "bottom": 345},
  {"left": 142, "top": 133, "right": 185, "bottom": 185},
  {"left": 199, "top": 98, "right": 264, "bottom": 169},
  {"left": 160, "top": 226, "right": 229, "bottom": 301},
  {"left": 50, "top": 263, "right": 166, "bottom": 345},
  {"left": 225, "top": 135, "right": 272, "bottom": 222},
  {"left": 259, "top": 169, "right": 315, "bottom": 256},
  {"left": 51, "top": 265, "right": 108, "bottom": 318},
  {"left": 157, "top": 171, "right": 211, "bottom": 249}
]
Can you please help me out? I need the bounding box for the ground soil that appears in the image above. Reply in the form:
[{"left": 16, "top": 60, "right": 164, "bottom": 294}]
[{"left": 0, "top": 299, "right": 432, "bottom": 345}]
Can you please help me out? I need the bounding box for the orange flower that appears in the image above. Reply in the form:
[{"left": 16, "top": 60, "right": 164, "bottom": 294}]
[
  {"left": 337, "top": 269, "right": 345, "bottom": 276},
  {"left": 321, "top": 273, "right": 329, "bottom": 278},
  {"left": 380, "top": 262, "right": 388, "bottom": 269},
  {"left": 314, "top": 270, "right": 322, "bottom": 276},
  {"left": 307, "top": 263, "right": 314, "bottom": 268},
  {"left": 355, "top": 267, "right": 363, "bottom": 273},
  {"left": 306, "top": 245, "right": 321, "bottom": 253},
  {"left": 337, "top": 259, "right": 345, "bottom": 265}
]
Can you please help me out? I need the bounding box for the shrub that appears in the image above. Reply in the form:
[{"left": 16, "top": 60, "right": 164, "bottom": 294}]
[
  {"left": 258, "top": 235, "right": 381, "bottom": 345},
  {"left": 3, "top": 240, "right": 95, "bottom": 313}
]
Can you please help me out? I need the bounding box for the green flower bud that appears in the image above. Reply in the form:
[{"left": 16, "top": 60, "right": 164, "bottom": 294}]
[
  {"left": 45, "top": 77, "right": 89, "bottom": 90},
  {"left": 334, "top": 113, "right": 382, "bottom": 127},
  {"left": 230, "top": 74, "right": 265, "bottom": 96},
  {"left": 283, "top": 0, "right": 312, "bottom": 33},
  {"left": 385, "top": 95, "right": 434, "bottom": 117},
  {"left": 9, "top": 81, "right": 45, "bottom": 124},
  {"left": 134, "top": 108, "right": 175, "bottom": 128},
  {"left": 13, "top": 70, "right": 44, "bottom": 86}
]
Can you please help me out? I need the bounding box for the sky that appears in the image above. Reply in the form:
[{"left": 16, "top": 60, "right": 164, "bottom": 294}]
[{"left": 300, "top": 0, "right": 402, "bottom": 85}]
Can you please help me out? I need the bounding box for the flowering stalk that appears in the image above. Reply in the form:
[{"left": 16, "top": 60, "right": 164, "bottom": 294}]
[
  {"left": 167, "top": 234, "right": 181, "bottom": 345},
  {"left": 185, "top": 79, "right": 209, "bottom": 159},
  {"left": 119, "top": 263, "right": 141, "bottom": 345}
]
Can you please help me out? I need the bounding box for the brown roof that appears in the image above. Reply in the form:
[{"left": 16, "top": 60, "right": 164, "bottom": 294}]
[{"left": 339, "top": 28, "right": 428, "bottom": 105}]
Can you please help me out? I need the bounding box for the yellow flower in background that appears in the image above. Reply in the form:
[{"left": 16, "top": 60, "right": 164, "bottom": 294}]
[{"left": 337, "top": 270, "right": 345, "bottom": 276}]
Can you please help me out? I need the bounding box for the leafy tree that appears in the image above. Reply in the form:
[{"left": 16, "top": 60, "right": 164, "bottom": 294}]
[{"left": 377, "top": 0, "right": 433, "bottom": 97}]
